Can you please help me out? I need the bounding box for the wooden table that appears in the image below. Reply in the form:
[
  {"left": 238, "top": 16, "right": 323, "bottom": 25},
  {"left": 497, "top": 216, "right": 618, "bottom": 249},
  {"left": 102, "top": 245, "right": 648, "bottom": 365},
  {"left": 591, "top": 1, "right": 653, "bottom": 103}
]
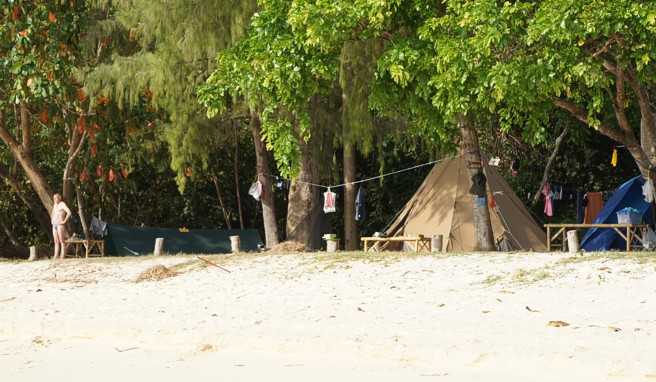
[
  {"left": 65, "top": 238, "right": 105, "bottom": 258},
  {"left": 361, "top": 236, "right": 432, "bottom": 252},
  {"left": 544, "top": 224, "right": 649, "bottom": 252}
]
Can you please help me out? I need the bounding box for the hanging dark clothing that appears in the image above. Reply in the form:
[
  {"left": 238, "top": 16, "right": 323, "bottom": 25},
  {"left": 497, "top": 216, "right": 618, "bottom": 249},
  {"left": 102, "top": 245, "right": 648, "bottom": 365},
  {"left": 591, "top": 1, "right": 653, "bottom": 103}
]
[
  {"left": 355, "top": 186, "right": 366, "bottom": 222},
  {"left": 576, "top": 191, "right": 585, "bottom": 224},
  {"left": 469, "top": 171, "right": 487, "bottom": 197}
]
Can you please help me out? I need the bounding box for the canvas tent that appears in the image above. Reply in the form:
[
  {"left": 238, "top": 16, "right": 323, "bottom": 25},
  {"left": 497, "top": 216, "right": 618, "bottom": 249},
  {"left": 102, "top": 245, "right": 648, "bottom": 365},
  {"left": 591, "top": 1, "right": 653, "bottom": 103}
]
[
  {"left": 581, "top": 176, "right": 654, "bottom": 251},
  {"left": 105, "top": 224, "right": 263, "bottom": 256},
  {"left": 385, "top": 156, "right": 547, "bottom": 252}
]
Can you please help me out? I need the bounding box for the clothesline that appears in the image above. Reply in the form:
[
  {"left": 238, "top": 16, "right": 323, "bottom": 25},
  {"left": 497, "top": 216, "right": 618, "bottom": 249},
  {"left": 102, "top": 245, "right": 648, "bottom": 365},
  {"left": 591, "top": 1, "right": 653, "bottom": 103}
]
[{"left": 262, "top": 157, "right": 453, "bottom": 190}]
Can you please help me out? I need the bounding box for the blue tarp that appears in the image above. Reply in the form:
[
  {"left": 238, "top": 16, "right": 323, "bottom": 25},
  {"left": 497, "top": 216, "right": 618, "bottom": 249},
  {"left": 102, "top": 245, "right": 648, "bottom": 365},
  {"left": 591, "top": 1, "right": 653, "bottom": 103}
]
[
  {"left": 105, "top": 224, "right": 263, "bottom": 256},
  {"left": 581, "top": 176, "right": 654, "bottom": 251}
]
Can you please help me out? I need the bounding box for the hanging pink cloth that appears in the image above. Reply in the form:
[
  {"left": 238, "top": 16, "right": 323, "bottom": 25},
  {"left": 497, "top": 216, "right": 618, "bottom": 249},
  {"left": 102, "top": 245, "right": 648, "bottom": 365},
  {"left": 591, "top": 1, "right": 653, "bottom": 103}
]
[
  {"left": 542, "top": 183, "right": 553, "bottom": 217},
  {"left": 323, "top": 188, "right": 337, "bottom": 213}
]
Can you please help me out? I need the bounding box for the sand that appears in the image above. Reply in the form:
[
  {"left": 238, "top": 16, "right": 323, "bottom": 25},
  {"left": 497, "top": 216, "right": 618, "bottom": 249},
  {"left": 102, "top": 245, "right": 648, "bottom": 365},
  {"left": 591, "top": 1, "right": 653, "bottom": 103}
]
[{"left": 1, "top": 252, "right": 656, "bottom": 381}]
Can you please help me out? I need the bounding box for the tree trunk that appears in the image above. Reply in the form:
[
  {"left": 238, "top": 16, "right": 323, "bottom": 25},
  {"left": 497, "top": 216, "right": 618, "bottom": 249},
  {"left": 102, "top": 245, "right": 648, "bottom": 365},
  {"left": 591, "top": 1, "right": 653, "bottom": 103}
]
[
  {"left": 20, "top": 102, "right": 31, "bottom": 155},
  {"left": 63, "top": 126, "right": 85, "bottom": 206},
  {"left": 211, "top": 175, "right": 232, "bottom": 229},
  {"left": 553, "top": 98, "right": 653, "bottom": 174},
  {"left": 532, "top": 128, "right": 569, "bottom": 207},
  {"left": 233, "top": 125, "right": 244, "bottom": 230},
  {"left": 458, "top": 114, "right": 495, "bottom": 251},
  {"left": 596, "top": 61, "right": 656, "bottom": 173},
  {"left": 75, "top": 182, "right": 90, "bottom": 240},
  {"left": 343, "top": 142, "right": 358, "bottom": 250},
  {"left": 0, "top": 165, "right": 52, "bottom": 236},
  {"left": 286, "top": 133, "right": 320, "bottom": 249},
  {"left": 250, "top": 111, "right": 279, "bottom": 247},
  {"left": 0, "top": 111, "right": 54, "bottom": 213},
  {"left": 339, "top": 40, "right": 381, "bottom": 251}
]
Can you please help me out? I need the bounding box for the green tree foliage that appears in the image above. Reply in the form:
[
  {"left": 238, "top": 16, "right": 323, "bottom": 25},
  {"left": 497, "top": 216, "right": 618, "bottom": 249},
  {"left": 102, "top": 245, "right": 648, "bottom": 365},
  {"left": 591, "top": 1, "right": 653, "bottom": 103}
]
[
  {"left": 0, "top": 1, "right": 86, "bottom": 105},
  {"left": 378, "top": 0, "right": 656, "bottom": 171},
  {"left": 85, "top": 0, "right": 257, "bottom": 188},
  {"left": 199, "top": 0, "right": 342, "bottom": 177}
]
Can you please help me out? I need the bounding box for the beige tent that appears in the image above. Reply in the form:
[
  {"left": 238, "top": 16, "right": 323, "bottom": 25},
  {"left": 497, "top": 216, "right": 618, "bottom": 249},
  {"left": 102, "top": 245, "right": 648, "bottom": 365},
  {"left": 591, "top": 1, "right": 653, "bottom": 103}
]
[{"left": 386, "top": 156, "right": 547, "bottom": 252}]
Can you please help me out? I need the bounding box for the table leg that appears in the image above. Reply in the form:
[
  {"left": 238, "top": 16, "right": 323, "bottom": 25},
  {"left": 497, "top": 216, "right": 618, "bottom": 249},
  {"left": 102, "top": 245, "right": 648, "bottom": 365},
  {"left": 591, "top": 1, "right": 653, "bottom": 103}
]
[
  {"left": 562, "top": 230, "right": 567, "bottom": 252},
  {"left": 627, "top": 227, "right": 632, "bottom": 253},
  {"left": 364, "top": 240, "right": 368, "bottom": 252},
  {"left": 547, "top": 226, "right": 551, "bottom": 252}
]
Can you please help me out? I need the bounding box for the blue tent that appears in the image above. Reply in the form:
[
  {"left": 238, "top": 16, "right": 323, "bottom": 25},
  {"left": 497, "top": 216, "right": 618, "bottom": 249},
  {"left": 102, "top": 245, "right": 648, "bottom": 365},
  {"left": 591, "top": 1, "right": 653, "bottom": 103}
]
[{"left": 581, "top": 176, "right": 654, "bottom": 251}]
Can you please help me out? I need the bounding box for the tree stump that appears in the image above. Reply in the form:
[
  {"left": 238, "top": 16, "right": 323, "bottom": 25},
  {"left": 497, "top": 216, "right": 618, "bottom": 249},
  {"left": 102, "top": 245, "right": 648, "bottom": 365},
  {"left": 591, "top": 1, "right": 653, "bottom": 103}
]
[
  {"left": 431, "top": 235, "right": 443, "bottom": 253},
  {"left": 230, "top": 235, "right": 240, "bottom": 253},
  {"left": 567, "top": 230, "right": 579, "bottom": 254},
  {"left": 28, "top": 246, "right": 38, "bottom": 261},
  {"left": 326, "top": 239, "right": 339, "bottom": 253},
  {"left": 154, "top": 238, "right": 165, "bottom": 256}
]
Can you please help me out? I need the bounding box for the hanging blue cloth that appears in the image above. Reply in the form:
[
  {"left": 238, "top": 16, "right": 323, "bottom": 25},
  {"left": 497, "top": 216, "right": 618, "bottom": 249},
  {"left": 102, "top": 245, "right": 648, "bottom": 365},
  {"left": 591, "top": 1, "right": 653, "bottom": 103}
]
[{"left": 355, "top": 186, "right": 366, "bottom": 222}]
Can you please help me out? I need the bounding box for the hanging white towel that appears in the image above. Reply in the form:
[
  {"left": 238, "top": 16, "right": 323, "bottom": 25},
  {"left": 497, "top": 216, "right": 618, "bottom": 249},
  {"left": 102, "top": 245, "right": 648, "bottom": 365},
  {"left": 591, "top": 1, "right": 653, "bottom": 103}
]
[
  {"left": 323, "top": 189, "right": 337, "bottom": 213},
  {"left": 643, "top": 178, "right": 656, "bottom": 203},
  {"left": 248, "top": 180, "right": 263, "bottom": 201}
]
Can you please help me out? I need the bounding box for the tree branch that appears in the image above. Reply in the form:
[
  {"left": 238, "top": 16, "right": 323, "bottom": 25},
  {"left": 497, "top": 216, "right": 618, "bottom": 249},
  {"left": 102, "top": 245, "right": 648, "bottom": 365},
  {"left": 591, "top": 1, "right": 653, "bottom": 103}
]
[
  {"left": 20, "top": 102, "right": 31, "bottom": 154},
  {"left": 531, "top": 127, "right": 568, "bottom": 207},
  {"left": 0, "top": 110, "right": 21, "bottom": 151}
]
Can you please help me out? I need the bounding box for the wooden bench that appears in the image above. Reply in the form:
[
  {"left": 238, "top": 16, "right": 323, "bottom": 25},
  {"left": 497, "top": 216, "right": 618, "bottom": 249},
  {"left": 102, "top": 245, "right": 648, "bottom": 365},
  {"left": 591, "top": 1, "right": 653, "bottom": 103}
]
[
  {"left": 361, "top": 236, "right": 432, "bottom": 252},
  {"left": 65, "top": 238, "right": 105, "bottom": 258},
  {"left": 544, "top": 223, "right": 649, "bottom": 253}
]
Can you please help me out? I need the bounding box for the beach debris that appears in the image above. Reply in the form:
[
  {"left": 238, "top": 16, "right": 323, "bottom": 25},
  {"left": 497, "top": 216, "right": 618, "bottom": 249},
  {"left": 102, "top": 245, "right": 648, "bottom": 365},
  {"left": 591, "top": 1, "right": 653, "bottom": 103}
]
[
  {"left": 196, "top": 256, "right": 231, "bottom": 273},
  {"left": 420, "top": 372, "right": 449, "bottom": 377},
  {"left": 135, "top": 265, "right": 178, "bottom": 282},
  {"left": 115, "top": 346, "right": 138, "bottom": 353},
  {"left": 357, "top": 307, "right": 365, "bottom": 312},
  {"left": 32, "top": 336, "right": 50, "bottom": 347},
  {"left": 496, "top": 298, "right": 502, "bottom": 303},
  {"left": 0, "top": 297, "right": 16, "bottom": 303},
  {"left": 269, "top": 241, "right": 305, "bottom": 253},
  {"left": 525, "top": 306, "right": 540, "bottom": 313},
  {"left": 482, "top": 310, "right": 491, "bottom": 314},
  {"left": 598, "top": 267, "right": 612, "bottom": 273},
  {"left": 199, "top": 344, "right": 216, "bottom": 352},
  {"left": 548, "top": 320, "right": 570, "bottom": 327},
  {"left": 35, "top": 289, "right": 42, "bottom": 292},
  {"left": 608, "top": 326, "right": 622, "bottom": 332},
  {"left": 499, "top": 289, "right": 515, "bottom": 294}
]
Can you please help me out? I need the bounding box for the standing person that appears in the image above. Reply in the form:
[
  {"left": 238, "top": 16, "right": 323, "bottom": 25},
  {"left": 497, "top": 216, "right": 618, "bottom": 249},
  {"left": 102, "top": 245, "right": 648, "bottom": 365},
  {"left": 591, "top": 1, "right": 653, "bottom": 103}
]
[{"left": 51, "top": 193, "right": 72, "bottom": 259}]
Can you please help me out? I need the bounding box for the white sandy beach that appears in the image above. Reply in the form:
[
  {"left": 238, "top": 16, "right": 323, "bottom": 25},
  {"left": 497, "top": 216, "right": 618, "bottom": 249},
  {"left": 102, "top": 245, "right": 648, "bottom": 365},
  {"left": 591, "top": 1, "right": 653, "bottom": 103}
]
[{"left": 1, "top": 252, "right": 656, "bottom": 381}]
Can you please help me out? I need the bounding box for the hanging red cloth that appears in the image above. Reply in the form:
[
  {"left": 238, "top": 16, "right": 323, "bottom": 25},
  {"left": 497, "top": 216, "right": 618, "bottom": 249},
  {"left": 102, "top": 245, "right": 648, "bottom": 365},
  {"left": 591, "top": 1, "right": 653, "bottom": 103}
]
[
  {"left": 488, "top": 192, "right": 496, "bottom": 208},
  {"left": 584, "top": 192, "right": 604, "bottom": 224},
  {"left": 323, "top": 188, "right": 336, "bottom": 213}
]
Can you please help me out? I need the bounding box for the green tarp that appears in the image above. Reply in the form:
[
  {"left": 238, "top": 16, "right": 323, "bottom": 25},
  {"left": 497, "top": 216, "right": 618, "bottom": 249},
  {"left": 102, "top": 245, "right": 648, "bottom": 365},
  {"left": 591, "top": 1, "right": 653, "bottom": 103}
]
[{"left": 105, "top": 224, "right": 263, "bottom": 256}]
